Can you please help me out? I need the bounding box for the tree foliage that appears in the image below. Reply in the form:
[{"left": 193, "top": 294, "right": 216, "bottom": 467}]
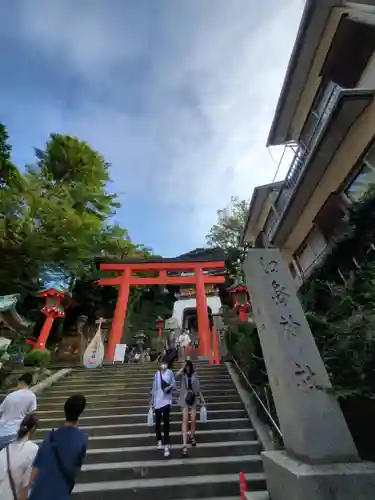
[
  {"left": 299, "top": 186, "right": 375, "bottom": 398},
  {"left": 0, "top": 125, "right": 146, "bottom": 304},
  {"left": 206, "top": 196, "right": 248, "bottom": 250},
  {"left": 206, "top": 196, "right": 249, "bottom": 277}
]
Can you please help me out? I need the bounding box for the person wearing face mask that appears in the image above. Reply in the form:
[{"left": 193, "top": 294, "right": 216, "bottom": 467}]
[
  {"left": 0, "top": 413, "right": 39, "bottom": 500},
  {"left": 150, "top": 362, "right": 175, "bottom": 458}
]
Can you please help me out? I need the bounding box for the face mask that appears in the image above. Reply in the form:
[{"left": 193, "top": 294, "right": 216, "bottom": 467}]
[{"left": 161, "top": 364, "right": 167, "bottom": 371}]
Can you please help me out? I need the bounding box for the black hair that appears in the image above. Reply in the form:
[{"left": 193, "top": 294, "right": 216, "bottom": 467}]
[
  {"left": 64, "top": 394, "right": 86, "bottom": 422},
  {"left": 184, "top": 360, "right": 194, "bottom": 375},
  {"left": 17, "top": 413, "right": 38, "bottom": 439},
  {"left": 19, "top": 373, "right": 33, "bottom": 386}
]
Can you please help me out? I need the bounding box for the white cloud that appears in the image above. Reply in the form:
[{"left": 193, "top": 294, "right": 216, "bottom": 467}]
[{"left": 13, "top": 0, "right": 304, "bottom": 252}]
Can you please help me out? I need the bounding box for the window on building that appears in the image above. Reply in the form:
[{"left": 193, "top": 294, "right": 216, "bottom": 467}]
[
  {"left": 345, "top": 145, "right": 375, "bottom": 202},
  {"left": 295, "top": 228, "right": 327, "bottom": 274}
]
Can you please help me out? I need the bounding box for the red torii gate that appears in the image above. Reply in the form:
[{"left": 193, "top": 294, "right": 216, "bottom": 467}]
[{"left": 99, "top": 260, "right": 226, "bottom": 361}]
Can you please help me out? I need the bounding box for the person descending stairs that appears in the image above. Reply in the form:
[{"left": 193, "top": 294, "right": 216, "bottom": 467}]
[{"left": 33, "top": 361, "right": 268, "bottom": 499}]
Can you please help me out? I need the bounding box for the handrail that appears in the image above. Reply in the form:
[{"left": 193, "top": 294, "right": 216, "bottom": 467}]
[{"left": 232, "top": 356, "right": 282, "bottom": 439}]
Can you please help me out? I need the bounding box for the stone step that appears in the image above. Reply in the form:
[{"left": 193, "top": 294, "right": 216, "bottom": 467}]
[
  {"left": 55, "top": 376, "right": 232, "bottom": 389},
  {"left": 78, "top": 454, "right": 263, "bottom": 483},
  {"left": 37, "top": 387, "right": 238, "bottom": 401},
  {"left": 36, "top": 417, "right": 251, "bottom": 438},
  {"left": 67, "top": 366, "right": 228, "bottom": 375},
  {"left": 245, "top": 492, "right": 270, "bottom": 500},
  {"left": 72, "top": 472, "right": 266, "bottom": 499},
  {"left": 31, "top": 361, "right": 269, "bottom": 500},
  {"left": 82, "top": 439, "right": 261, "bottom": 463},
  {"left": 178, "top": 497, "right": 239, "bottom": 500},
  {"left": 36, "top": 394, "right": 242, "bottom": 409},
  {"left": 78, "top": 428, "right": 257, "bottom": 450},
  {"left": 38, "top": 408, "right": 247, "bottom": 426},
  {"left": 36, "top": 400, "right": 244, "bottom": 416},
  {"left": 42, "top": 383, "right": 236, "bottom": 396},
  {"left": 68, "top": 364, "right": 226, "bottom": 374},
  {"left": 43, "top": 380, "right": 235, "bottom": 391}
]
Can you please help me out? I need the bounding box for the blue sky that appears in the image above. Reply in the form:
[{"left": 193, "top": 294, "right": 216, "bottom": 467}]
[{"left": 1, "top": 0, "right": 303, "bottom": 257}]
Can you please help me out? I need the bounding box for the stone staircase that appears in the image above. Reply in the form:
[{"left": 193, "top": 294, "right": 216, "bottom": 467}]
[{"left": 34, "top": 361, "right": 268, "bottom": 499}]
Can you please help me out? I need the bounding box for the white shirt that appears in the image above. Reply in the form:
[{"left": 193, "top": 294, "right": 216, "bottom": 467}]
[
  {"left": 0, "top": 389, "right": 37, "bottom": 438},
  {"left": 0, "top": 439, "right": 38, "bottom": 500},
  {"left": 152, "top": 370, "right": 175, "bottom": 410},
  {"left": 178, "top": 334, "right": 191, "bottom": 348}
]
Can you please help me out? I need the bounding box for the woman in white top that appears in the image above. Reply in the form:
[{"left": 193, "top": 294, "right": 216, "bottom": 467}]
[
  {"left": 0, "top": 413, "right": 39, "bottom": 500},
  {"left": 150, "top": 361, "right": 175, "bottom": 458},
  {"left": 178, "top": 329, "right": 191, "bottom": 360}
]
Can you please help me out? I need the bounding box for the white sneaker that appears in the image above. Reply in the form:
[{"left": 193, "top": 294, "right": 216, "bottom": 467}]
[
  {"left": 164, "top": 445, "right": 170, "bottom": 458},
  {"left": 157, "top": 440, "right": 162, "bottom": 450}
]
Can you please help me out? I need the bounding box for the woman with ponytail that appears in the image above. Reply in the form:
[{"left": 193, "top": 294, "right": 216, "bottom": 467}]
[{"left": 0, "top": 413, "right": 38, "bottom": 500}]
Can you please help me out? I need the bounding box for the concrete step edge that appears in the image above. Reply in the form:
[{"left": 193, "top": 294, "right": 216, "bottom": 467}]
[
  {"left": 85, "top": 440, "right": 260, "bottom": 455},
  {"left": 35, "top": 429, "right": 255, "bottom": 444},
  {"left": 37, "top": 396, "right": 242, "bottom": 407},
  {"left": 245, "top": 493, "right": 269, "bottom": 500},
  {"left": 73, "top": 472, "right": 266, "bottom": 493},
  {"left": 44, "top": 383, "right": 235, "bottom": 391},
  {"left": 82, "top": 454, "right": 262, "bottom": 471},
  {"left": 38, "top": 417, "right": 249, "bottom": 432},
  {"left": 37, "top": 401, "right": 243, "bottom": 414},
  {"left": 38, "top": 388, "right": 238, "bottom": 399},
  {"left": 39, "top": 408, "right": 245, "bottom": 422}
]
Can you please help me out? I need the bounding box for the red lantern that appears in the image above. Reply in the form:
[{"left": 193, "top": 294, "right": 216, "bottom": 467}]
[
  {"left": 156, "top": 316, "right": 164, "bottom": 340},
  {"left": 35, "top": 288, "right": 71, "bottom": 350},
  {"left": 228, "top": 281, "right": 250, "bottom": 322}
]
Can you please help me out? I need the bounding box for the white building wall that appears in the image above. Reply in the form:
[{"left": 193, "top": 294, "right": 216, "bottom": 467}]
[{"left": 171, "top": 296, "right": 222, "bottom": 329}]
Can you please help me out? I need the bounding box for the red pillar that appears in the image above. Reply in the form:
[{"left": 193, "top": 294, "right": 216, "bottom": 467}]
[
  {"left": 195, "top": 267, "right": 210, "bottom": 357},
  {"left": 35, "top": 315, "right": 55, "bottom": 349},
  {"left": 106, "top": 267, "right": 131, "bottom": 361}
]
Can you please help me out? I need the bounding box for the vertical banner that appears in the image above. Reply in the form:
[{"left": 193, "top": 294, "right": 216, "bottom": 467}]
[{"left": 83, "top": 318, "right": 105, "bottom": 369}]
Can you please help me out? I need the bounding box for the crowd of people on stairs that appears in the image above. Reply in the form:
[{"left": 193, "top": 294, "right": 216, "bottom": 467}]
[{"left": 0, "top": 332, "right": 208, "bottom": 499}]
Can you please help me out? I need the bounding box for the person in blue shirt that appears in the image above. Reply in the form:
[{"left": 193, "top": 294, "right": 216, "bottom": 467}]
[{"left": 29, "top": 394, "right": 87, "bottom": 500}]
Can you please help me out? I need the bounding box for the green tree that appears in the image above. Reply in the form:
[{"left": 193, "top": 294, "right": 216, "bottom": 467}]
[
  {"left": 0, "top": 130, "right": 139, "bottom": 297},
  {"left": 206, "top": 196, "right": 249, "bottom": 277}
]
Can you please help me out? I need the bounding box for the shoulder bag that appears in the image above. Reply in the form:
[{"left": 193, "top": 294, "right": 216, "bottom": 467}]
[
  {"left": 185, "top": 375, "right": 196, "bottom": 406},
  {"left": 6, "top": 445, "right": 18, "bottom": 500},
  {"left": 159, "top": 371, "right": 172, "bottom": 394},
  {"left": 50, "top": 430, "right": 75, "bottom": 494}
]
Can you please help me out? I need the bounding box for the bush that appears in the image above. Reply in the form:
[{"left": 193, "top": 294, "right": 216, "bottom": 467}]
[{"left": 24, "top": 349, "right": 51, "bottom": 368}]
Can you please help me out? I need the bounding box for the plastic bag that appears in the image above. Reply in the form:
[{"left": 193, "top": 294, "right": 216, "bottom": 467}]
[
  {"left": 147, "top": 408, "right": 154, "bottom": 427},
  {"left": 83, "top": 319, "right": 105, "bottom": 369},
  {"left": 200, "top": 405, "right": 207, "bottom": 423}
]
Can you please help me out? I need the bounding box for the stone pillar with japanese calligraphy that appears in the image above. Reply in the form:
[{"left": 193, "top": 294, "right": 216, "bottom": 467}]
[{"left": 244, "top": 249, "right": 375, "bottom": 500}]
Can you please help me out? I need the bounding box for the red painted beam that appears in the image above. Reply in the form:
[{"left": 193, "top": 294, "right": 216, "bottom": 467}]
[
  {"left": 100, "top": 261, "right": 225, "bottom": 272},
  {"left": 98, "top": 278, "right": 122, "bottom": 286},
  {"left": 99, "top": 275, "right": 225, "bottom": 287},
  {"left": 129, "top": 276, "right": 225, "bottom": 286}
]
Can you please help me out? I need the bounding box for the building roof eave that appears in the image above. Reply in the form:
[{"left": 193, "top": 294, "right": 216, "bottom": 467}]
[
  {"left": 267, "top": 0, "right": 341, "bottom": 147},
  {"left": 241, "top": 181, "right": 283, "bottom": 245}
]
